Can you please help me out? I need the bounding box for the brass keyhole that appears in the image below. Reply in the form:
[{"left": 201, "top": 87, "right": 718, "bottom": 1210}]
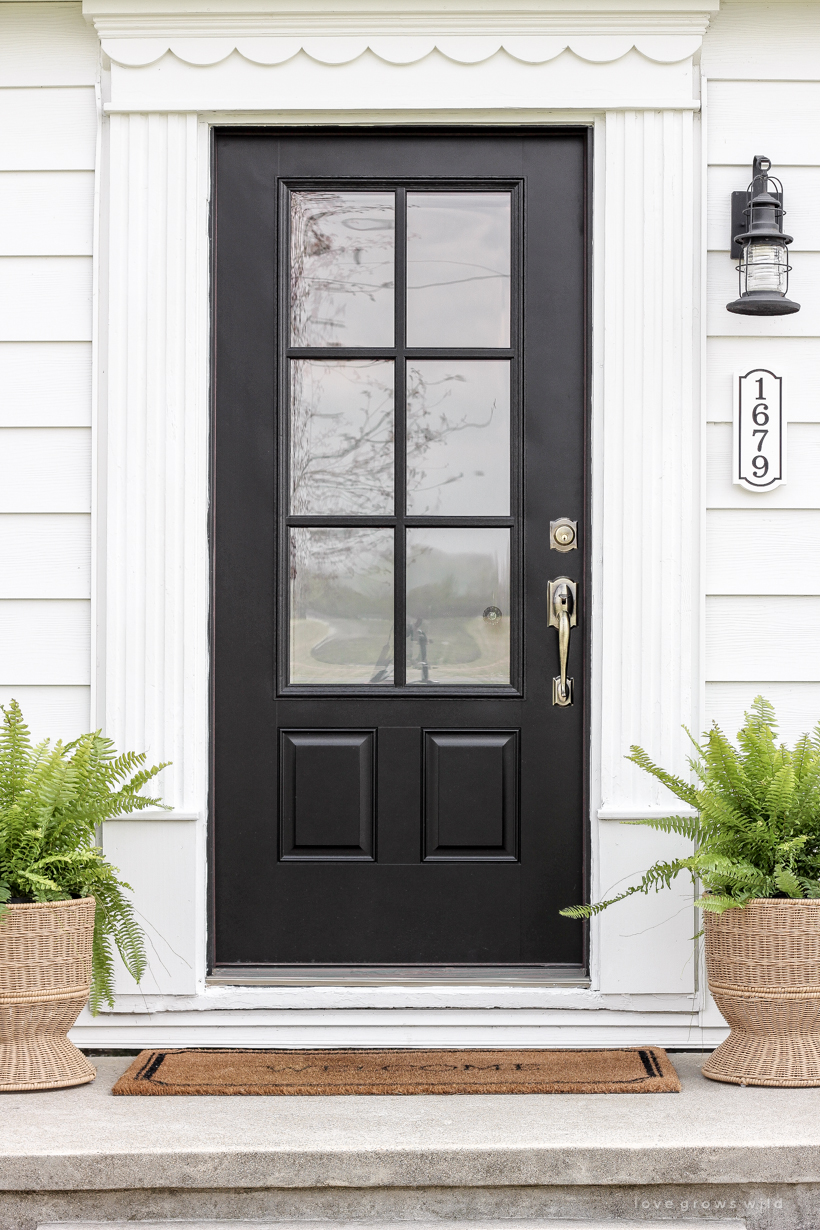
[{"left": 550, "top": 518, "right": 577, "bottom": 552}]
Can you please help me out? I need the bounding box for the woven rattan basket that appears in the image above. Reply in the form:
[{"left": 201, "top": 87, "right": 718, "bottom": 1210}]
[
  {"left": 0, "top": 898, "right": 96, "bottom": 1091},
  {"left": 703, "top": 898, "right": 820, "bottom": 1087}
]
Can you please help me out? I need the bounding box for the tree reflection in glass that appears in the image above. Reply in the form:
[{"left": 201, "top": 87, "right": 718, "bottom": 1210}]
[
  {"left": 290, "top": 360, "right": 394, "bottom": 515},
  {"left": 406, "top": 360, "right": 510, "bottom": 515},
  {"left": 290, "top": 192, "right": 395, "bottom": 348},
  {"left": 290, "top": 527, "right": 394, "bottom": 684},
  {"left": 406, "top": 528, "right": 510, "bottom": 685}
]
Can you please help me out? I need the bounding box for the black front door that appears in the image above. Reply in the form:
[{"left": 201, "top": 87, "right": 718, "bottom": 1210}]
[{"left": 212, "top": 129, "right": 588, "bottom": 972}]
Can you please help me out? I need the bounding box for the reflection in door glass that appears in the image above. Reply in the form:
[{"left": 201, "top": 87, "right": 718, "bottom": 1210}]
[
  {"left": 290, "top": 192, "right": 395, "bottom": 347},
  {"left": 406, "top": 528, "right": 510, "bottom": 685},
  {"left": 290, "top": 360, "right": 394, "bottom": 515},
  {"left": 406, "top": 360, "right": 510, "bottom": 515},
  {"left": 406, "top": 193, "right": 511, "bottom": 348},
  {"left": 290, "top": 528, "right": 394, "bottom": 685}
]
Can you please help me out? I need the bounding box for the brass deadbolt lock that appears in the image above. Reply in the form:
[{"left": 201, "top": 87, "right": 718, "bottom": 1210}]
[{"left": 550, "top": 518, "right": 577, "bottom": 552}]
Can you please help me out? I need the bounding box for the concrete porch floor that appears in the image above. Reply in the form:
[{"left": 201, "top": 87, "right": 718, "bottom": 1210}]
[{"left": 2, "top": 1053, "right": 819, "bottom": 1230}]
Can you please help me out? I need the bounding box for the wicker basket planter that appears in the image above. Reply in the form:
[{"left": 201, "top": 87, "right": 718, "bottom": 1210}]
[
  {"left": 0, "top": 898, "right": 96, "bottom": 1091},
  {"left": 703, "top": 898, "right": 820, "bottom": 1087}
]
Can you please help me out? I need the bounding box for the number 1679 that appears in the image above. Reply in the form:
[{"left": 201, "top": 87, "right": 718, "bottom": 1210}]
[{"left": 734, "top": 369, "right": 785, "bottom": 492}]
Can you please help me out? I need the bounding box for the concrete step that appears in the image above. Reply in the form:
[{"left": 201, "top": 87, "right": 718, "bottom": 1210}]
[
  {"left": 38, "top": 1223, "right": 746, "bottom": 1229},
  {"left": 0, "top": 1054, "right": 815, "bottom": 1230}
]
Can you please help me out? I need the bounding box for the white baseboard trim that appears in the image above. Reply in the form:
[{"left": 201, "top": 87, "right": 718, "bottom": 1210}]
[{"left": 71, "top": 1021, "right": 727, "bottom": 1049}]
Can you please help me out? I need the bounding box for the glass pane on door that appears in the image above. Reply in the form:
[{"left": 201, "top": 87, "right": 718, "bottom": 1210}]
[
  {"left": 406, "top": 192, "right": 511, "bottom": 347},
  {"left": 290, "top": 191, "right": 395, "bottom": 347},
  {"left": 285, "top": 185, "right": 516, "bottom": 690},
  {"left": 290, "top": 359, "right": 394, "bottom": 515},
  {"left": 406, "top": 528, "right": 510, "bottom": 685},
  {"left": 289, "top": 527, "right": 394, "bottom": 684},
  {"left": 406, "top": 360, "right": 510, "bottom": 516}
]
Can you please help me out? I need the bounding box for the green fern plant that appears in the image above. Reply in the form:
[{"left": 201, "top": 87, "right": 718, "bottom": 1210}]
[
  {"left": 560, "top": 696, "right": 820, "bottom": 921},
  {"left": 0, "top": 699, "right": 169, "bottom": 1013}
]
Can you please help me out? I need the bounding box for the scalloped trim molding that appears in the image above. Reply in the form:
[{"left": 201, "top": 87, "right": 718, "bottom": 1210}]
[{"left": 102, "top": 33, "right": 704, "bottom": 67}]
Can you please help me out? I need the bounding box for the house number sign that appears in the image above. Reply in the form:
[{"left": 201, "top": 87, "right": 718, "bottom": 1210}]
[{"left": 733, "top": 367, "right": 786, "bottom": 491}]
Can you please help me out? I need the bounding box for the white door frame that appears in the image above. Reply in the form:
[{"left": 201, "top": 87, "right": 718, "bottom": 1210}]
[{"left": 73, "top": 1, "right": 714, "bottom": 1047}]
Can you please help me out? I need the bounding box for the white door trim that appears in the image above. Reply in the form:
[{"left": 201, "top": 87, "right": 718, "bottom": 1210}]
[{"left": 79, "top": 7, "right": 707, "bottom": 1043}]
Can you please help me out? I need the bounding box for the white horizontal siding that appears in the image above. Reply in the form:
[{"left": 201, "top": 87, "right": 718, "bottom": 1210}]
[
  {"left": 0, "top": 88, "right": 96, "bottom": 171},
  {"left": 706, "top": 510, "right": 820, "bottom": 595},
  {"left": 707, "top": 250, "right": 820, "bottom": 336},
  {"left": 707, "top": 81, "right": 820, "bottom": 166},
  {"left": 707, "top": 337, "right": 820, "bottom": 423},
  {"left": 0, "top": 599, "right": 89, "bottom": 684},
  {"left": 707, "top": 165, "right": 820, "bottom": 253},
  {"left": 0, "top": 257, "right": 92, "bottom": 341},
  {"left": 0, "top": 172, "right": 94, "bottom": 256},
  {"left": 0, "top": 514, "right": 90, "bottom": 598},
  {"left": 0, "top": 3, "right": 99, "bottom": 87},
  {"left": 0, "top": 684, "right": 90, "bottom": 742},
  {"left": 701, "top": 1, "right": 820, "bottom": 82},
  {"left": 703, "top": 0, "right": 820, "bottom": 749},
  {"left": 707, "top": 422, "right": 820, "bottom": 509},
  {"left": 0, "top": 428, "right": 90, "bottom": 512},
  {"left": 0, "top": 342, "right": 91, "bottom": 426},
  {"left": 0, "top": 8, "right": 97, "bottom": 819},
  {"left": 706, "top": 682, "right": 820, "bottom": 749},
  {"left": 706, "top": 596, "right": 820, "bottom": 681}
]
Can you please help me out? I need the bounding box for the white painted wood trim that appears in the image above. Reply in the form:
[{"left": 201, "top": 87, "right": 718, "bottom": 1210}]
[
  {"left": 85, "top": 0, "right": 718, "bottom": 41},
  {"left": 72, "top": 1020, "right": 725, "bottom": 1050},
  {"left": 100, "top": 110, "right": 209, "bottom": 817},
  {"left": 101, "top": 56, "right": 700, "bottom": 115},
  {"left": 597, "top": 807, "right": 698, "bottom": 821},
  {"left": 588, "top": 110, "right": 606, "bottom": 998},
  {"left": 596, "top": 109, "right": 700, "bottom": 820},
  {"left": 90, "top": 74, "right": 103, "bottom": 788},
  {"left": 97, "top": 111, "right": 211, "bottom": 1000},
  {"left": 589, "top": 109, "right": 701, "bottom": 998},
  {"left": 99, "top": 35, "right": 705, "bottom": 67},
  {"left": 107, "top": 810, "right": 199, "bottom": 820}
]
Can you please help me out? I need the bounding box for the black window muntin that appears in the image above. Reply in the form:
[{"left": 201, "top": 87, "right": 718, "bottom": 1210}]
[{"left": 276, "top": 178, "right": 524, "bottom": 697}]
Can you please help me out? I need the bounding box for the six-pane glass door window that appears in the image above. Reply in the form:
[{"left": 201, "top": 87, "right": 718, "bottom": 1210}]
[{"left": 288, "top": 188, "right": 513, "bottom": 686}]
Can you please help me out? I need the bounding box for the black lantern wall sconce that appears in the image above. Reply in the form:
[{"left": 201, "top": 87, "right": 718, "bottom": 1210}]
[{"left": 726, "top": 155, "right": 800, "bottom": 316}]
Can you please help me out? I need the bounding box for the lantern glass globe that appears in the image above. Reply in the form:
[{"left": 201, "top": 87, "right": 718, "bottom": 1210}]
[{"left": 741, "top": 238, "right": 789, "bottom": 295}]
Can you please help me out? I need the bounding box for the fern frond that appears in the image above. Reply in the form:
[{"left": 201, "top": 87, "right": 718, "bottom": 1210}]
[
  {"left": 695, "top": 893, "right": 749, "bottom": 913},
  {"left": 775, "top": 865, "right": 804, "bottom": 898},
  {"left": 561, "top": 697, "right": 820, "bottom": 923},
  {"left": 625, "top": 746, "right": 701, "bottom": 809},
  {"left": 0, "top": 703, "right": 169, "bottom": 1012},
  {"left": 561, "top": 857, "right": 694, "bottom": 919},
  {"left": 622, "top": 814, "right": 702, "bottom": 841}
]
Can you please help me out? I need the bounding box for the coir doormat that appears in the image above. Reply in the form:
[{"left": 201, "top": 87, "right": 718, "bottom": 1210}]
[{"left": 112, "top": 1047, "right": 680, "bottom": 1095}]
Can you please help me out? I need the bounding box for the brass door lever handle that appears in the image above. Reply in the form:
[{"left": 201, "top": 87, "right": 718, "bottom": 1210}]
[{"left": 548, "top": 577, "right": 577, "bottom": 706}]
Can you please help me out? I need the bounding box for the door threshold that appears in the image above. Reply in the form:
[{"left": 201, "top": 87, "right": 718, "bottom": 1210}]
[{"left": 208, "top": 966, "right": 590, "bottom": 987}]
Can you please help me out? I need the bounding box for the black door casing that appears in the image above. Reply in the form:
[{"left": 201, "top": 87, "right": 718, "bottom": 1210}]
[{"left": 211, "top": 129, "right": 589, "bottom": 970}]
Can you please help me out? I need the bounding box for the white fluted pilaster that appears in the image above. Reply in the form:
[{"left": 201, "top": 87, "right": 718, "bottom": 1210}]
[
  {"left": 597, "top": 108, "right": 700, "bottom": 817},
  {"left": 96, "top": 112, "right": 207, "bottom": 995},
  {"left": 99, "top": 112, "right": 208, "bottom": 816},
  {"left": 591, "top": 109, "right": 701, "bottom": 995}
]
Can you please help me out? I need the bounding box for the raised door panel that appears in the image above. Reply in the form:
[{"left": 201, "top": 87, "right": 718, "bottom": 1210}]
[
  {"left": 424, "top": 729, "right": 518, "bottom": 862},
  {"left": 280, "top": 729, "right": 375, "bottom": 860}
]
